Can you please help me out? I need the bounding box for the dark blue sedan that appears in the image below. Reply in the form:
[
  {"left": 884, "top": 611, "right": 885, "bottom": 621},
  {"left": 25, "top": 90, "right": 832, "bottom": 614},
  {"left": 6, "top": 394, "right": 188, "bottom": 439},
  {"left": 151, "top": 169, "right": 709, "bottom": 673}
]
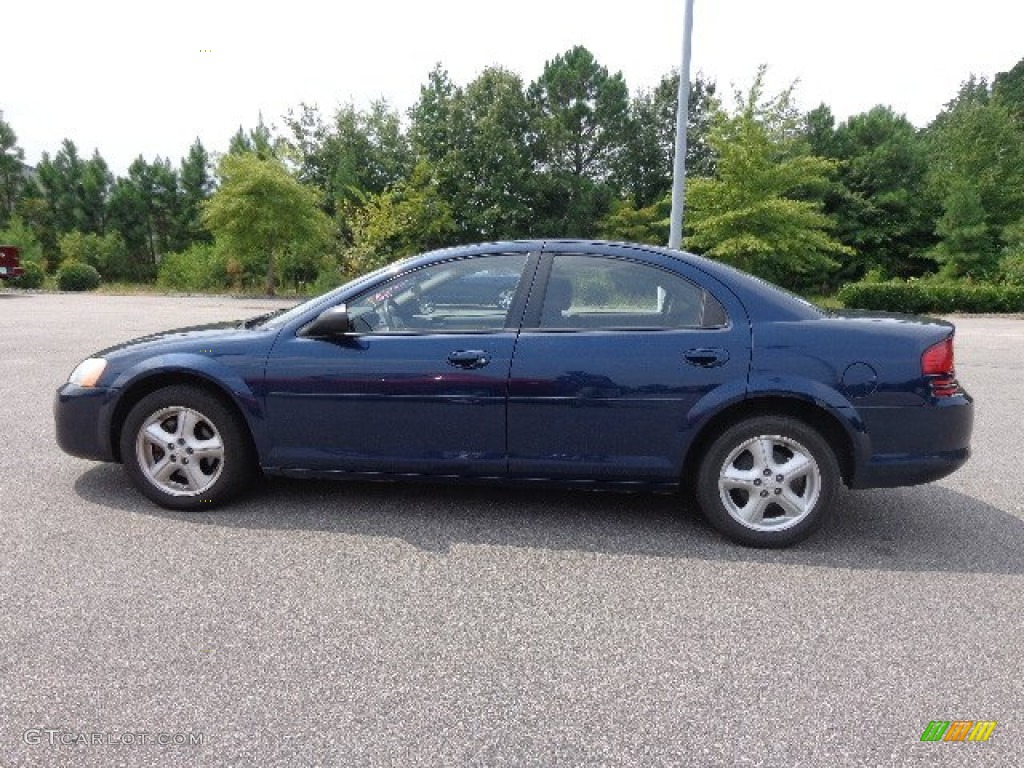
[{"left": 55, "top": 241, "right": 973, "bottom": 547}]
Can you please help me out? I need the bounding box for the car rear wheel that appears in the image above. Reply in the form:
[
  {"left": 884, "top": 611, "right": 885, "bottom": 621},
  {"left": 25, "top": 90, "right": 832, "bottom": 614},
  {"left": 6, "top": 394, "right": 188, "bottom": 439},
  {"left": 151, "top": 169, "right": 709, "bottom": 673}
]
[
  {"left": 120, "top": 385, "right": 256, "bottom": 510},
  {"left": 696, "top": 416, "right": 839, "bottom": 547}
]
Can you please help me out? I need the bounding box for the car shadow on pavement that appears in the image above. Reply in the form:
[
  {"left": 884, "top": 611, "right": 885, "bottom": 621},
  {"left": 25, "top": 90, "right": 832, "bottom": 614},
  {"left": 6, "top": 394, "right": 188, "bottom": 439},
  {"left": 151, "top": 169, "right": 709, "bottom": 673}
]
[{"left": 74, "top": 464, "right": 1023, "bottom": 575}]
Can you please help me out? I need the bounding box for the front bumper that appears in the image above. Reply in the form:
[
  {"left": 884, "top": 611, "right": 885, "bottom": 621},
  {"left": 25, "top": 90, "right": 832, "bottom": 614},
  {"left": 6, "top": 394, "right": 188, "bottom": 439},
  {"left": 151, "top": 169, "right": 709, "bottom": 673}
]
[{"left": 54, "top": 384, "right": 117, "bottom": 462}]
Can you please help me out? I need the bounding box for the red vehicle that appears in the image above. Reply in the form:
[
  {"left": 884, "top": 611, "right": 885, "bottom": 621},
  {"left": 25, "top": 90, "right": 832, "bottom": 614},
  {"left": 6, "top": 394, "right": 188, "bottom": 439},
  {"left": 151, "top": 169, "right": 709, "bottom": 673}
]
[{"left": 0, "top": 245, "right": 24, "bottom": 280}]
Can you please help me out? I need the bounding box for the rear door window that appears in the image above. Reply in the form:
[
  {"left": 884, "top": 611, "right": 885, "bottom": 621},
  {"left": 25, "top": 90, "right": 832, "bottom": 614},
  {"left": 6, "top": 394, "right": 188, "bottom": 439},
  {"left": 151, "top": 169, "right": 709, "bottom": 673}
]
[{"left": 537, "top": 254, "right": 726, "bottom": 330}]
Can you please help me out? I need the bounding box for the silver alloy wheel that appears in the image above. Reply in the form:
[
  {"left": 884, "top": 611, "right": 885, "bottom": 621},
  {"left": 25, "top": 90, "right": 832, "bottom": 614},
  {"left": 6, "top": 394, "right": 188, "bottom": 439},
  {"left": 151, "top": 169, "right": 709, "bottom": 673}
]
[
  {"left": 135, "top": 406, "right": 225, "bottom": 497},
  {"left": 717, "top": 434, "right": 821, "bottom": 531}
]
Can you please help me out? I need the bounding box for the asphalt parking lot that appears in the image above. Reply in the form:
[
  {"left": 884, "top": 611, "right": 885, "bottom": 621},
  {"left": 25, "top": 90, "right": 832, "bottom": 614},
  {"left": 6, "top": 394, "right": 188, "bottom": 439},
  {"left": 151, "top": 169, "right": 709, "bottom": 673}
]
[{"left": 1, "top": 291, "right": 1021, "bottom": 767}]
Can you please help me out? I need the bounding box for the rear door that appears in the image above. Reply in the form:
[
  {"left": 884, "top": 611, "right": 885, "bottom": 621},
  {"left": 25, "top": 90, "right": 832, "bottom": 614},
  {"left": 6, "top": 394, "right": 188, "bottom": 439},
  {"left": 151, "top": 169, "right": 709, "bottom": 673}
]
[{"left": 507, "top": 246, "right": 750, "bottom": 482}]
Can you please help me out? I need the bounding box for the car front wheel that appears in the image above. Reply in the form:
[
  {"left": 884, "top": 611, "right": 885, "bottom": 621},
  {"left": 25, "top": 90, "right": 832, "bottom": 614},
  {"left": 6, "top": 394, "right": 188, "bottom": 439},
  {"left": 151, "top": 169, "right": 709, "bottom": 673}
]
[
  {"left": 696, "top": 416, "right": 840, "bottom": 547},
  {"left": 119, "top": 385, "right": 256, "bottom": 510}
]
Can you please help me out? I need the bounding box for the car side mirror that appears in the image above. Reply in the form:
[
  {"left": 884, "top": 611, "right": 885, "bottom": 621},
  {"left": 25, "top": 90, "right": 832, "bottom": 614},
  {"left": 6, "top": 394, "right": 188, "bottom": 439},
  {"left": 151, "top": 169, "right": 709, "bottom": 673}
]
[{"left": 300, "top": 305, "right": 354, "bottom": 338}]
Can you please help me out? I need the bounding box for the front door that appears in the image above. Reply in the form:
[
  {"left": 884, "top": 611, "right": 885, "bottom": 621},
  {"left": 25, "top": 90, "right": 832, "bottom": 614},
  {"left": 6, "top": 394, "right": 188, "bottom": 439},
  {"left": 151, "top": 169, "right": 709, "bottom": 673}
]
[{"left": 264, "top": 252, "right": 534, "bottom": 476}]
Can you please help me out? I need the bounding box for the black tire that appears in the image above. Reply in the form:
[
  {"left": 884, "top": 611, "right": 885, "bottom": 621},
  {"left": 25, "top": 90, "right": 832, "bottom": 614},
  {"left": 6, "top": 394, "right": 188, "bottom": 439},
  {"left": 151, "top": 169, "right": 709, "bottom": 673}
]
[
  {"left": 119, "top": 385, "right": 257, "bottom": 510},
  {"left": 695, "top": 416, "right": 839, "bottom": 547}
]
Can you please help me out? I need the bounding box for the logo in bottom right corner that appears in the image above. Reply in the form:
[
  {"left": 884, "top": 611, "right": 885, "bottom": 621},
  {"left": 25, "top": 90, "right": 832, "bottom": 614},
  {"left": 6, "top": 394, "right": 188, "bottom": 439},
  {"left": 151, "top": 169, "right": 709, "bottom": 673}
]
[{"left": 921, "top": 720, "right": 997, "bottom": 742}]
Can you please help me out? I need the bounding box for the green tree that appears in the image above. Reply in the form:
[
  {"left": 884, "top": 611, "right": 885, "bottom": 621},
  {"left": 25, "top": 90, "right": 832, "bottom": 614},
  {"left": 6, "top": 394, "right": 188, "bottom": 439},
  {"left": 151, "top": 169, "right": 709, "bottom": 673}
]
[
  {"left": 42, "top": 140, "right": 85, "bottom": 230},
  {"left": 926, "top": 86, "right": 1024, "bottom": 278},
  {"left": 0, "top": 117, "right": 27, "bottom": 226},
  {"left": 530, "top": 45, "right": 629, "bottom": 179},
  {"left": 357, "top": 101, "right": 415, "bottom": 196},
  {"left": 932, "top": 181, "right": 994, "bottom": 276},
  {"left": 327, "top": 102, "right": 411, "bottom": 203},
  {"left": 684, "top": 69, "right": 852, "bottom": 289},
  {"left": 32, "top": 142, "right": 115, "bottom": 257},
  {"left": 203, "top": 153, "right": 331, "bottom": 294},
  {"left": 804, "top": 104, "right": 837, "bottom": 157},
  {"left": 107, "top": 156, "right": 180, "bottom": 269},
  {"left": 34, "top": 140, "right": 85, "bottom": 257},
  {"left": 282, "top": 104, "right": 329, "bottom": 189},
  {"left": 616, "top": 72, "right": 718, "bottom": 207},
  {"left": 528, "top": 46, "right": 630, "bottom": 235},
  {"left": 107, "top": 177, "right": 149, "bottom": 272},
  {"left": 408, "top": 66, "right": 462, "bottom": 226},
  {"left": 409, "top": 66, "right": 459, "bottom": 169},
  {"left": 998, "top": 219, "right": 1024, "bottom": 284},
  {"left": 993, "top": 57, "right": 1024, "bottom": 122},
  {"left": 344, "top": 162, "right": 455, "bottom": 276},
  {"left": 285, "top": 100, "right": 412, "bottom": 227},
  {"left": 456, "top": 68, "right": 537, "bottom": 239},
  {"left": 80, "top": 150, "right": 113, "bottom": 235},
  {"left": 809, "top": 105, "right": 938, "bottom": 280},
  {"left": 11, "top": 182, "right": 52, "bottom": 266},
  {"left": 176, "top": 138, "right": 213, "bottom": 249},
  {"left": 410, "top": 66, "right": 536, "bottom": 240},
  {"left": 228, "top": 114, "right": 278, "bottom": 159},
  {"left": 597, "top": 197, "right": 670, "bottom": 245}
]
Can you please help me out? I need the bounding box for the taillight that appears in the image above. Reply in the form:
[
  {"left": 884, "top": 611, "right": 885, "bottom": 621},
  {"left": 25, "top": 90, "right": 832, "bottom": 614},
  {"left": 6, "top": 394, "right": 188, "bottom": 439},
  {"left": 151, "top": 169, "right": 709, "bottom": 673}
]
[{"left": 922, "top": 337, "right": 959, "bottom": 397}]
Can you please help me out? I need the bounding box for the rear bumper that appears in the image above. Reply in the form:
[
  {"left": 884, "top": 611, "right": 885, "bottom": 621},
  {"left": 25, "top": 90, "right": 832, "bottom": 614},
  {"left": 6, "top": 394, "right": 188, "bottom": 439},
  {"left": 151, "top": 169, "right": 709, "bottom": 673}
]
[
  {"left": 853, "top": 446, "right": 971, "bottom": 488},
  {"left": 853, "top": 394, "right": 973, "bottom": 489},
  {"left": 54, "top": 384, "right": 117, "bottom": 462}
]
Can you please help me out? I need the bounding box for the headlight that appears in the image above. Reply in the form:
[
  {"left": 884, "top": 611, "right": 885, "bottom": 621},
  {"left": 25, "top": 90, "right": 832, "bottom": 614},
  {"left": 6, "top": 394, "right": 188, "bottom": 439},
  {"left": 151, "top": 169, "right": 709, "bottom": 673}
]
[{"left": 68, "top": 357, "right": 107, "bottom": 387}]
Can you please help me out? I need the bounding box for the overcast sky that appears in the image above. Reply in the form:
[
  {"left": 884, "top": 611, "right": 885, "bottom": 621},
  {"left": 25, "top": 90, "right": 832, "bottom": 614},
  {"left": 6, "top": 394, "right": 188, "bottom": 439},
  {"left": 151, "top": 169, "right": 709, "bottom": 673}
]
[{"left": 4, "top": 0, "right": 1023, "bottom": 175}]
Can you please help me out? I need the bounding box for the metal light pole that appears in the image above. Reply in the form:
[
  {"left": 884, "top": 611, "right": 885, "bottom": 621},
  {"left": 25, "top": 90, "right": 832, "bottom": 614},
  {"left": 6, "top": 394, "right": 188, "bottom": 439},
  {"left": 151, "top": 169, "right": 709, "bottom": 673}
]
[{"left": 668, "top": 0, "right": 696, "bottom": 250}]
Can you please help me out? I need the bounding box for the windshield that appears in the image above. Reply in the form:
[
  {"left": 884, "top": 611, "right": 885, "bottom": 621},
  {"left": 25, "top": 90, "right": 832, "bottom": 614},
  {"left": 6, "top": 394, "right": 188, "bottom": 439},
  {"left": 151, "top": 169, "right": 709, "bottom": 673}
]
[{"left": 248, "top": 256, "right": 420, "bottom": 330}]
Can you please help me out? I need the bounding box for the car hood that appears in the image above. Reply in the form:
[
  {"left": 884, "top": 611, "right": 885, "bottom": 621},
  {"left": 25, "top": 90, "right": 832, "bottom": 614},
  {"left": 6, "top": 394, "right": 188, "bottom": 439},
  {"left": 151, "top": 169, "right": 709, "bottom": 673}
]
[{"left": 94, "top": 320, "right": 270, "bottom": 359}]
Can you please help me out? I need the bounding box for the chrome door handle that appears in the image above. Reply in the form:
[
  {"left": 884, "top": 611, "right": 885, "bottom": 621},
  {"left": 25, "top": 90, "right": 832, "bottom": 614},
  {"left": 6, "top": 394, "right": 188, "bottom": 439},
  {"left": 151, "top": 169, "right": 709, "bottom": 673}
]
[
  {"left": 684, "top": 347, "right": 729, "bottom": 368},
  {"left": 447, "top": 350, "right": 490, "bottom": 369}
]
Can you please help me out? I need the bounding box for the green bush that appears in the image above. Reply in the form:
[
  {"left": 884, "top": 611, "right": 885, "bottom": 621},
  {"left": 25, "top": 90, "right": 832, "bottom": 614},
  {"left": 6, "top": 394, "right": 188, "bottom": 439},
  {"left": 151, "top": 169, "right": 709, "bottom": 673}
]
[
  {"left": 11, "top": 260, "right": 45, "bottom": 289},
  {"left": 57, "top": 261, "right": 102, "bottom": 291},
  {"left": 58, "top": 230, "right": 153, "bottom": 282},
  {"left": 838, "top": 280, "right": 1024, "bottom": 314},
  {"left": 157, "top": 244, "right": 230, "bottom": 292},
  {"left": 1000, "top": 251, "right": 1024, "bottom": 286}
]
